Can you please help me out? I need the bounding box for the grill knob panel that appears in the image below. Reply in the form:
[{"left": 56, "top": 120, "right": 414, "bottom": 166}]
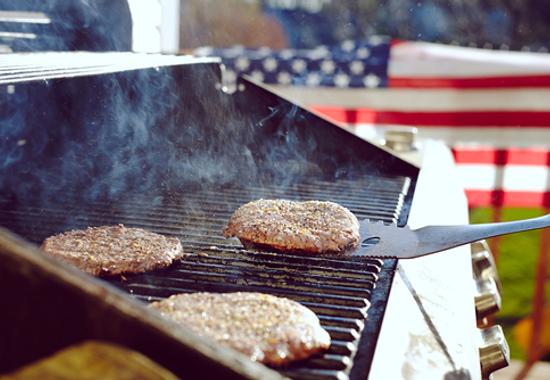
[
  {"left": 471, "top": 240, "right": 501, "bottom": 291},
  {"left": 383, "top": 127, "right": 417, "bottom": 152},
  {"left": 479, "top": 325, "right": 510, "bottom": 379}
]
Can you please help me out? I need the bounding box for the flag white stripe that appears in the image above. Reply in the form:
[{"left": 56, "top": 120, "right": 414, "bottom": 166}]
[
  {"left": 456, "top": 164, "right": 550, "bottom": 192},
  {"left": 390, "top": 42, "right": 550, "bottom": 77},
  {"left": 271, "top": 86, "right": 550, "bottom": 111}
]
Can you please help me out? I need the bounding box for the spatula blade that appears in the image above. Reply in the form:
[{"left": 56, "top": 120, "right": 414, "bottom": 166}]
[{"left": 349, "top": 220, "right": 420, "bottom": 259}]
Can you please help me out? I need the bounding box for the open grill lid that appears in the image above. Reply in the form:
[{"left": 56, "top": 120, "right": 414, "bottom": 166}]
[
  {"left": 0, "top": 53, "right": 419, "bottom": 379},
  {"left": 0, "top": 52, "right": 418, "bottom": 200}
]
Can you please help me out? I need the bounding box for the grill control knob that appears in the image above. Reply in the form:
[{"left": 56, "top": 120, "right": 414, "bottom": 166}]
[
  {"left": 475, "top": 277, "right": 501, "bottom": 321},
  {"left": 479, "top": 325, "right": 510, "bottom": 379},
  {"left": 383, "top": 127, "right": 417, "bottom": 152},
  {"left": 471, "top": 241, "right": 501, "bottom": 291}
]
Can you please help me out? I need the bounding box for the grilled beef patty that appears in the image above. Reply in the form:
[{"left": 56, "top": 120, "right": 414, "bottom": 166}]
[
  {"left": 41, "top": 225, "right": 183, "bottom": 276},
  {"left": 149, "top": 292, "right": 331, "bottom": 366},
  {"left": 224, "top": 199, "right": 360, "bottom": 254}
]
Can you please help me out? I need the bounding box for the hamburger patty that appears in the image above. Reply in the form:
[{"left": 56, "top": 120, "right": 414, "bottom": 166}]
[
  {"left": 41, "top": 225, "right": 183, "bottom": 276},
  {"left": 224, "top": 199, "right": 360, "bottom": 254},
  {"left": 149, "top": 292, "right": 331, "bottom": 366}
]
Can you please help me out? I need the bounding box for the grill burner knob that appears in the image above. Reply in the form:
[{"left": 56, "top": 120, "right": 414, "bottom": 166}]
[
  {"left": 475, "top": 277, "right": 501, "bottom": 321},
  {"left": 471, "top": 241, "right": 501, "bottom": 292},
  {"left": 478, "top": 325, "right": 510, "bottom": 379},
  {"left": 383, "top": 127, "right": 417, "bottom": 152}
]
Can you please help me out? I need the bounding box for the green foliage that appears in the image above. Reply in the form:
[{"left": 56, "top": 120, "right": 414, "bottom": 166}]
[{"left": 469, "top": 207, "right": 550, "bottom": 360}]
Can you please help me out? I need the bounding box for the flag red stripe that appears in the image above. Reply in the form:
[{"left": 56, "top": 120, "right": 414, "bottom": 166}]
[
  {"left": 452, "top": 148, "right": 550, "bottom": 166},
  {"left": 389, "top": 75, "right": 550, "bottom": 89},
  {"left": 465, "top": 190, "right": 550, "bottom": 208},
  {"left": 312, "top": 106, "right": 550, "bottom": 127}
]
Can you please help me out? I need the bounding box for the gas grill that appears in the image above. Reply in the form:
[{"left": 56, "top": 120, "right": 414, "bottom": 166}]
[{"left": 0, "top": 53, "right": 507, "bottom": 379}]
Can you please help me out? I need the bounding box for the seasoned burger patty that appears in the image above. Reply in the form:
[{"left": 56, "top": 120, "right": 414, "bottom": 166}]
[
  {"left": 149, "top": 292, "right": 331, "bottom": 366},
  {"left": 41, "top": 225, "right": 183, "bottom": 276},
  {"left": 224, "top": 199, "right": 360, "bottom": 254}
]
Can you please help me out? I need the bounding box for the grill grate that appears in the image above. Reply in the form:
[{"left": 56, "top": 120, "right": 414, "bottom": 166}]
[{"left": 0, "top": 175, "right": 409, "bottom": 380}]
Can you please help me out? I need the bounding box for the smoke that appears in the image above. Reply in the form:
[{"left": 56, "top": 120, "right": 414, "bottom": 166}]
[
  {"left": 0, "top": 63, "right": 298, "bottom": 206},
  {"left": 0, "top": 2, "right": 404, "bottom": 217},
  {"left": 0, "top": 54, "right": 409, "bottom": 242}
]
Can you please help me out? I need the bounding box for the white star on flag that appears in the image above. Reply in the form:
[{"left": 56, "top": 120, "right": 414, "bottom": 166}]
[
  {"left": 349, "top": 61, "right": 365, "bottom": 75},
  {"left": 320, "top": 60, "right": 335, "bottom": 74},
  {"left": 334, "top": 73, "right": 350, "bottom": 88},
  {"left": 291, "top": 59, "right": 307, "bottom": 73},
  {"left": 235, "top": 57, "right": 250, "bottom": 71},
  {"left": 263, "top": 57, "right": 278, "bottom": 72},
  {"left": 356, "top": 47, "right": 371, "bottom": 59},
  {"left": 306, "top": 72, "right": 322, "bottom": 86},
  {"left": 277, "top": 71, "right": 292, "bottom": 85},
  {"left": 363, "top": 74, "right": 380, "bottom": 88}
]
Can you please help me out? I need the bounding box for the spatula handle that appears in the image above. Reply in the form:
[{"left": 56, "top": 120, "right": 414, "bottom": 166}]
[{"left": 415, "top": 214, "right": 550, "bottom": 255}]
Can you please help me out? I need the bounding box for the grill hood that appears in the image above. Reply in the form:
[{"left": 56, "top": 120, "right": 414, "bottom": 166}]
[
  {"left": 0, "top": 53, "right": 418, "bottom": 208},
  {"left": 0, "top": 53, "right": 420, "bottom": 379}
]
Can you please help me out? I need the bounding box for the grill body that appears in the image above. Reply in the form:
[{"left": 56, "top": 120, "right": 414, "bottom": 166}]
[{"left": 0, "top": 54, "right": 421, "bottom": 379}]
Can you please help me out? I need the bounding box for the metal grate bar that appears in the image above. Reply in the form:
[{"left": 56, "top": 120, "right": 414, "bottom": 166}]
[
  {"left": 0, "top": 205, "right": 400, "bottom": 227},
  {"left": 281, "top": 368, "right": 349, "bottom": 380},
  {"left": 123, "top": 279, "right": 370, "bottom": 308},
  {"left": 5, "top": 192, "right": 404, "bottom": 215}
]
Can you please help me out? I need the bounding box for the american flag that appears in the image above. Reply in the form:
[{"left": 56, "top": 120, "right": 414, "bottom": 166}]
[{"left": 195, "top": 39, "right": 550, "bottom": 208}]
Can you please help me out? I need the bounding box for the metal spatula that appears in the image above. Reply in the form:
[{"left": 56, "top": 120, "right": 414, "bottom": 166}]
[{"left": 353, "top": 214, "right": 550, "bottom": 259}]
